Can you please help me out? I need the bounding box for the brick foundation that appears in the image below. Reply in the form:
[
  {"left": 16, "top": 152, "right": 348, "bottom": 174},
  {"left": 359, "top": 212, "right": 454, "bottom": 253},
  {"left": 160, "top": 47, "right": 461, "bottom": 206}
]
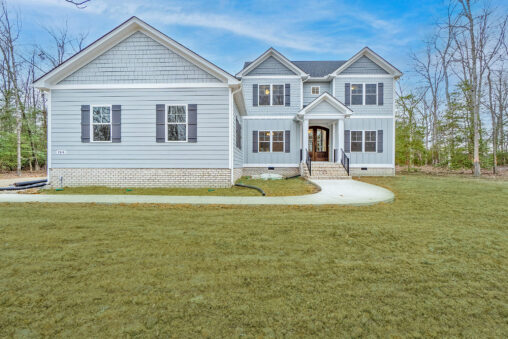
[
  {"left": 50, "top": 168, "right": 232, "bottom": 188},
  {"left": 350, "top": 167, "right": 395, "bottom": 176},
  {"left": 233, "top": 168, "right": 243, "bottom": 183},
  {"left": 242, "top": 167, "right": 300, "bottom": 177}
]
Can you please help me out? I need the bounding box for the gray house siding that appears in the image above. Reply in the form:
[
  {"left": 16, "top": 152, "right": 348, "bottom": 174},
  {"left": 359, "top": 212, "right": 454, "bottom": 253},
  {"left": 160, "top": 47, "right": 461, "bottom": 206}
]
[
  {"left": 233, "top": 102, "right": 243, "bottom": 168},
  {"left": 303, "top": 82, "right": 331, "bottom": 106},
  {"left": 334, "top": 77, "right": 394, "bottom": 116},
  {"left": 59, "top": 31, "right": 222, "bottom": 84},
  {"left": 50, "top": 87, "right": 230, "bottom": 168},
  {"left": 243, "top": 119, "right": 300, "bottom": 164},
  {"left": 241, "top": 77, "right": 302, "bottom": 115},
  {"left": 341, "top": 56, "right": 388, "bottom": 75},
  {"left": 245, "top": 56, "right": 297, "bottom": 76},
  {"left": 345, "top": 117, "right": 393, "bottom": 165},
  {"left": 306, "top": 100, "right": 337, "bottom": 115}
]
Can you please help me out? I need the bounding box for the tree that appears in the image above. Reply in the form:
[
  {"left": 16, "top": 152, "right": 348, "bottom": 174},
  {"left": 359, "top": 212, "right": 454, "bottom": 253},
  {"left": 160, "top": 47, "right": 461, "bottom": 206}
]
[{"left": 64, "top": 0, "right": 91, "bottom": 8}]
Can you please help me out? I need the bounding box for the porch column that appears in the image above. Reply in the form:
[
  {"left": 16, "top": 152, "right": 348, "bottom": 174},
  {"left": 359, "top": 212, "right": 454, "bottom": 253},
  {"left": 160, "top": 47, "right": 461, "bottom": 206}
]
[
  {"left": 333, "top": 121, "right": 338, "bottom": 162},
  {"left": 302, "top": 119, "right": 309, "bottom": 158},
  {"left": 338, "top": 118, "right": 344, "bottom": 154}
]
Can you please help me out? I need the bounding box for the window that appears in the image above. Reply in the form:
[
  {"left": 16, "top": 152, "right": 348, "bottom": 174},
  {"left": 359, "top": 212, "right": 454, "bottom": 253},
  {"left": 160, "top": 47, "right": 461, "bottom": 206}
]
[
  {"left": 236, "top": 117, "right": 242, "bottom": 149},
  {"left": 167, "top": 105, "right": 187, "bottom": 142},
  {"left": 272, "top": 131, "right": 284, "bottom": 152},
  {"left": 259, "top": 84, "right": 284, "bottom": 106},
  {"left": 365, "top": 84, "right": 377, "bottom": 105},
  {"left": 259, "top": 131, "right": 271, "bottom": 152},
  {"left": 364, "top": 131, "right": 376, "bottom": 152},
  {"left": 351, "top": 131, "right": 363, "bottom": 152},
  {"left": 272, "top": 85, "right": 284, "bottom": 105},
  {"left": 258, "top": 130, "right": 284, "bottom": 152},
  {"left": 259, "top": 85, "right": 271, "bottom": 106},
  {"left": 92, "top": 105, "right": 111, "bottom": 142},
  {"left": 311, "top": 86, "right": 320, "bottom": 95},
  {"left": 351, "top": 84, "right": 363, "bottom": 105}
]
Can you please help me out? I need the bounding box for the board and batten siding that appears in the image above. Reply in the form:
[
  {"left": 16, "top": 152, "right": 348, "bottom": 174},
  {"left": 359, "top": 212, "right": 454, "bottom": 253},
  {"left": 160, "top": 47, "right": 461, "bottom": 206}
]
[
  {"left": 303, "top": 82, "right": 331, "bottom": 106},
  {"left": 50, "top": 88, "right": 230, "bottom": 168},
  {"left": 341, "top": 56, "right": 389, "bottom": 75},
  {"left": 334, "top": 77, "right": 394, "bottom": 116},
  {"left": 241, "top": 77, "right": 302, "bottom": 116},
  {"left": 243, "top": 119, "right": 300, "bottom": 165},
  {"left": 345, "top": 117, "right": 393, "bottom": 165},
  {"left": 233, "top": 102, "right": 243, "bottom": 168},
  {"left": 245, "top": 56, "right": 297, "bottom": 76},
  {"left": 59, "top": 31, "right": 221, "bottom": 84}
]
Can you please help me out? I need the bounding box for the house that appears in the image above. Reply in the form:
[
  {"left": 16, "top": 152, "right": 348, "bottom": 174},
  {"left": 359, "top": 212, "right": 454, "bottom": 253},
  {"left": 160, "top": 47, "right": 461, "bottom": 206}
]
[{"left": 33, "top": 17, "right": 402, "bottom": 188}]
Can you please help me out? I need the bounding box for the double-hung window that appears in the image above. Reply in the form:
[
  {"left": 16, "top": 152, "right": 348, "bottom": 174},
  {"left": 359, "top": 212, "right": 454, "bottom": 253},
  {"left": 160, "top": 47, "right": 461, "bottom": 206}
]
[
  {"left": 364, "top": 131, "right": 377, "bottom": 152},
  {"left": 258, "top": 131, "right": 284, "bottom": 152},
  {"left": 258, "top": 85, "right": 284, "bottom": 106},
  {"left": 92, "top": 105, "right": 112, "bottom": 142},
  {"left": 351, "top": 131, "right": 363, "bottom": 152},
  {"left": 351, "top": 84, "right": 363, "bottom": 105},
  {"left": 365, "top": 84, "right": 377, "bottom": 105},
  {"left": 167, "top": 105, "right": 187, "bottom": 142}
]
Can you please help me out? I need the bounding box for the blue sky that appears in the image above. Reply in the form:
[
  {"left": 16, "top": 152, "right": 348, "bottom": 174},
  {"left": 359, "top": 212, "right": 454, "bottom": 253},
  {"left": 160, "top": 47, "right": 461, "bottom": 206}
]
[{"left": 12, "top": 0, "right": 507, "bottom": 77}]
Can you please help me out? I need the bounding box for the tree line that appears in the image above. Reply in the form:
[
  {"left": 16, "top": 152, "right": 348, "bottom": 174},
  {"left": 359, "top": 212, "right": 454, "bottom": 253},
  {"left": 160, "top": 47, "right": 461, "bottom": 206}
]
[{"left": 396, "top": 0, "right": 507, "bottom": 176}]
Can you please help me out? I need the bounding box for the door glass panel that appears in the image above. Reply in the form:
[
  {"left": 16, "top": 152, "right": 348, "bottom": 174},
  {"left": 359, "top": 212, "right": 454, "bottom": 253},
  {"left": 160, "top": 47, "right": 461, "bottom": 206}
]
[
  {"left": 315, "top": 128, "right": 327, "bottom": 152},
  {"left": 308, "top": 129, "right": 313, "bottom": 152}
]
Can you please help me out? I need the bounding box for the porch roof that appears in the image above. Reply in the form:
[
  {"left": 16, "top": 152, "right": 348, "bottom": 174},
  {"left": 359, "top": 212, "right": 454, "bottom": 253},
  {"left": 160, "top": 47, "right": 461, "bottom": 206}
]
[{"left": 296, "top": 92, "right": 353, "bottom": 121}]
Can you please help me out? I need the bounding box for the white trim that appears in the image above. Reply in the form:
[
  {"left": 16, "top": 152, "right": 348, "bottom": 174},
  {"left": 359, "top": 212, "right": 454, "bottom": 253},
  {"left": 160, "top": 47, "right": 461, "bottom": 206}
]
[
  {"left": 350, "top": 115, "right": 393, "bottom": 119},
  {"left": 90, "top": 105, "right": 113, "bottom": 143},
  {"left": 258, "top": 84, "right": 285, "bottom": 107},
  {"left": 229, "top": 88, "right": 234, "bottom": 184},
  {"left": 350, "top": 164, "right": 394, "bottom": 168},
  {"left": 242, "top": 115, "right": 294, "bottom": 120},
  {"left": 311, "top": 86, "right": 320, "bottom": 95},
  {"left": 242, "top": 75, "right": 300, "bottom": 79},
  {"left": 332, "top": 77, "right": 336, "bottom": 96},
  {"left": 392, "top": 78, "right": 396, "bottom": 167},
  {"left": 300, "top": 80, "right": 303, "bottom": 108},
  {"left": 48, "top": 83, "right": 229, "bottom": 90},
  {"left": 332, "top": 47, "right": 403, "bottom": 77},
  {"left": 243, "top": 164, "right": 299, "bottom": 168},
  {"left": 258, "top": 130, "right": 285, "bottom": 153},
  {"left": 336, "top": 74, "right": 394, "bottom": 78},
  {"left": 350, "top": 130, "right": 377, "bottom": 153},
  {"left": 165, "top": 104, "right": 189, "bottom": 143},
  {"left": 349, "top": 82, "right": 379, "bottom": 106},
  {"left": 236, "top": 47, "right": 307, "bottom": 77},
  {"left": 47, "top": 90, "right": 52, "bottom": 181},
  {"left": 298, "top": 92, "right": 353, "bottom": 118},
  {"left": 364, "top": 130, "right": 377, "bottom": 153}
]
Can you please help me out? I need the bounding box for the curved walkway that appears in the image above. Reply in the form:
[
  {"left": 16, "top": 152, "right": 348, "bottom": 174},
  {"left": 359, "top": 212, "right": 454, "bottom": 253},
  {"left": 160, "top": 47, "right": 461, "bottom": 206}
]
[{"left": 0, "top": 179, "right": 394, "bottom": 206}]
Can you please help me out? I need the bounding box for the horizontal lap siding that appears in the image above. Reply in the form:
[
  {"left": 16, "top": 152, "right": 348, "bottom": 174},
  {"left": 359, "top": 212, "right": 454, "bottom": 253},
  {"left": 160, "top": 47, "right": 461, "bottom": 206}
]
[
  {"left": 245, "top": 56, "right": 297, "bottom": 76},
  {"left": 51, "top": 88, "right": 230, "bottom": 168},
  {"left": 241, "top": 77, "right": 301, "bottom": 116},
  {"left": 243, "top": 119, "right": 300, "bottom": 164},
  {"left": 59, "top": 31, "right": 221, "bottom": 84},
  {"left": 345, "top": 118, "right": 393, "bottom": 165},
  {"left": 335, "top": 77, "right": 394, "bottom": 116},
  {"left": 303, "top": 82, "right": 331, "bottom": 105}
]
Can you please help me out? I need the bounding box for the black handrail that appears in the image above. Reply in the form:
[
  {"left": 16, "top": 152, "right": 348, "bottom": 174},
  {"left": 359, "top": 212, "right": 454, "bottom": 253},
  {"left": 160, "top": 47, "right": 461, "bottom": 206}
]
[
  {"left": 341, "top": 148, "right": 350, "bottom": 176},
  {"left": 306, "top": 148, "right": 312, "bottom": 176}
]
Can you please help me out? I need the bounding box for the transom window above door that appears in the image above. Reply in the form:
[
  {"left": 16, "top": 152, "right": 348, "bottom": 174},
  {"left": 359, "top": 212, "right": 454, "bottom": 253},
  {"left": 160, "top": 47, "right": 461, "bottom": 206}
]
[
  {"left": 258, "top": 84, "right": 284, "bottom": 106},
  {"left": 92, "top": 105, "right": 111, "bottom": 142}
]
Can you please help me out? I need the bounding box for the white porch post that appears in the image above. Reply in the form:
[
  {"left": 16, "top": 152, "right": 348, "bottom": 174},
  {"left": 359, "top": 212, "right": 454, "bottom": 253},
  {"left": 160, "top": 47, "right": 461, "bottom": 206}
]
[
  {"left": 338, "top": 118, "right": 344, "bottom": 154},
  {"left": 302, "top": 119, "right": 309, "bottom": 157},
  {"left": 333, "top": 121, "right": 338, "bottom": 162}
]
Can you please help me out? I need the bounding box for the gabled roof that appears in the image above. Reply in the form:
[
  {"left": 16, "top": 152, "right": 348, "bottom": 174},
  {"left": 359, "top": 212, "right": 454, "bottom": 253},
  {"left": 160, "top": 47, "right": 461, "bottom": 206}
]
[
  {"left": 297, "top": 92, "right": 353, "bottom": 120},
  {"left": 332, "top": 47, "right": 402, "bottom": 77},
  {"left": 33, "top": 17, "right": 240, "bottom": 88},
  {"left": 235, "top": 47, "right": 308, "bottom": 78}
]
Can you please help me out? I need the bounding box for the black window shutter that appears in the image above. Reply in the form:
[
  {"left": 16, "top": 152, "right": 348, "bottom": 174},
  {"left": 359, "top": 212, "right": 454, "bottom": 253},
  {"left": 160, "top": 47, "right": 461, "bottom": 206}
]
[
  {"left": 188, "top": 104, "right": 197, "bottom": 143},
  {"left": 285, "top": 83, "right": 290, "bottom": 106},
  {"left": 253, "top": 84, "right": 258, "bottom": 107},
  {"left": 345, "top": 83, "right": 351, "bottom": 106},
  {"left": 112, "top": 105, "right": 121, "bottom": 143},
  {"left": 285, "top": 130, "right": 290, "bottom": 153},
  {"left": 377, "top": 130, "right": 383, "bottom": 153},
  {"left": 252, "top": 130, "right": 258, "bottom": 153},
  {"left": 344, "top": 130, "right": 351, "bottom": 153},
  {"left": 156, "top": 104, "right": 165, "bottom": 143},
  {"left": 81, "top": 105, "right": 90, "bottom": 143},
  {"left": 378, "top": 83, "right": 384, "bottom": 105}
]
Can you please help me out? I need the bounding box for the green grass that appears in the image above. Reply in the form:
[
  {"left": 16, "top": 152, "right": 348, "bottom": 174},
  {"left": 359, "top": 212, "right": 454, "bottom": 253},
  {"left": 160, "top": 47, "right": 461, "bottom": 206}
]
[
  {"left": 1, "top": 175, "right": 507, "bottom": 337},
  {"left": 41, "top": 177, "right": 318, "bottom": 197}
]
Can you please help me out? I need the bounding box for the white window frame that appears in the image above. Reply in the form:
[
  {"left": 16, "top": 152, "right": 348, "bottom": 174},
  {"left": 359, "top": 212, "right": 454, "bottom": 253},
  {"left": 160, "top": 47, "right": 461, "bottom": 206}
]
[
  {"left": 258, "top": 84, "right": 285, "bottom": 106},
  {"left": 90, "top": 104, "right": 112, "bottom": 143},
  {"left": 350, "top": 83, "right": 378, "bottom": 106},
  {"left": 350, "top": 130, "right": 363, "bottom": 152},
  {"left": 364, "top": 130, "right": 377, "bottom": 152},
  {"left": 258, "top": 130, "right": 285, "bottom": 152},
  {"left": 165, "top": 104, "right": 189, "bottom": 143},
  {"left": 311, "top": 86, "right": 320, "bottom": 95}
]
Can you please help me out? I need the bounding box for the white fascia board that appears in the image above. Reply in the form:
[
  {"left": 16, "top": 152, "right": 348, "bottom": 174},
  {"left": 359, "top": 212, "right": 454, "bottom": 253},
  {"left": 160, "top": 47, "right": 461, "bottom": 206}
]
[
  {"left": 241, "top": 75, "right": 301, "bottom": 79},
  {"left": 350, "top": 115, "right": 393, "bottom": 119},
  {"left": 300, "top": 92, "right": 353, "bottom": 115},
  {"left": 48, "top": 83, "right": 230, "bottom": 90},
  {"left": 335, "top": 74, "right": 395, "bottom": 78},
  {"left": 332, "top": 47, "right": 403, "bottom": 77},
  {"left": 303, "top": 114, "right": 349, "bottom": 120},
  {"left": 236, "top": 48, "right": 307, "bottom": 77},
  {"left": 349, "top": 164, "right": 395, "bottom": 168},
  {"left": 243, "top": 164, "right": 299, "bottom": 168},
  {"left": 242, "top": 115, "right": 295, "bottom": 120}
]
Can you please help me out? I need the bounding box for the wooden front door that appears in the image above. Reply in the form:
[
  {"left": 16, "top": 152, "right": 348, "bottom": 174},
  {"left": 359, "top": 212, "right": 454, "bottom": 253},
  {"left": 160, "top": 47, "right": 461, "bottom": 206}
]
[{"left": 308, "top": 126, "right": 329, "bottom": 161}]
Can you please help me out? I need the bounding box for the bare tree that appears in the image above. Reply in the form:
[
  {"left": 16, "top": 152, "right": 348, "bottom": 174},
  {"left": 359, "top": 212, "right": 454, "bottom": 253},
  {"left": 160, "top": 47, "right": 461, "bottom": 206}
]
[
  {"left": 65, "top": 0, "right": 91, "bottom": 8},
  {"left": 37, "top": 22, "right": 88, "bottom": 68}
]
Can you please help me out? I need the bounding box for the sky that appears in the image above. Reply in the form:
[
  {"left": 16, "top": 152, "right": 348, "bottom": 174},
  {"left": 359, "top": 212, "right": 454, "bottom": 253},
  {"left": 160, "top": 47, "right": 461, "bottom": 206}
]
[{"left": 11, "top": 0, "right": 508, "bottom": 78}]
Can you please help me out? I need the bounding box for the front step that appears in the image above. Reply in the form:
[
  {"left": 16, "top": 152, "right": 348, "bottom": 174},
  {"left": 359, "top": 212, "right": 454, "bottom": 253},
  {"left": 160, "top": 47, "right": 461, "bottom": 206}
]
[{"left": 301, "top": 162, "right": 351, "bottom": 179}]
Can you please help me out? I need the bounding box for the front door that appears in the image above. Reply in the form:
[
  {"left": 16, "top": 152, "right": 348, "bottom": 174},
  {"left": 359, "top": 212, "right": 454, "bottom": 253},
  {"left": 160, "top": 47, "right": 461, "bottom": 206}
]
[{"left": 308, "top": 126, "right": 329, "bottom": 161}]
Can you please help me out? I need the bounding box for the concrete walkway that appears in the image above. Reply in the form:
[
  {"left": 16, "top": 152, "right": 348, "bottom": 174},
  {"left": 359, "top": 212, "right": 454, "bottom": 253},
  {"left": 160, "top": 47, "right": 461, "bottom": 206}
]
[{"left": 0, "top": 179, "right": 394, "bottom": 206}]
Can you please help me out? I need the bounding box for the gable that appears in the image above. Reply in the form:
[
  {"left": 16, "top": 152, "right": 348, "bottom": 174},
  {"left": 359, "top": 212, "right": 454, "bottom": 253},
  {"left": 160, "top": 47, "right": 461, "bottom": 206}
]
[
  {"left": 59, "top": 31, "right": 222, "bottom": 84},
  {"left": 307, "top": 100, "right": 340, "bottom": 115},
  {"left": 245, "top": 56, "right": 297, "bottom": 76},
  {"left": 341, "top": 55, "right": 388, "bottom": 75}
]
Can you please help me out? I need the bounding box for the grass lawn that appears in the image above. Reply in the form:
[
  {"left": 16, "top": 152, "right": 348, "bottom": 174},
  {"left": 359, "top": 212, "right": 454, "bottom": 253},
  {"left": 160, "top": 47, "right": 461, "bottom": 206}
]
[
  {"left": 1, "top": 175, "right": 507, "bottom": 337},
  {"left": 41, "top": 177, "right": 318, "bottom": 197}
]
